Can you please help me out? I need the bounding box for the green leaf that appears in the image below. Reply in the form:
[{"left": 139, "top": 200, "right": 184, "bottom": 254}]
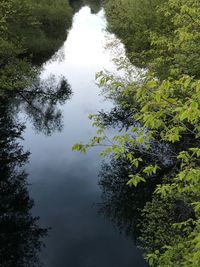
[{"left": 127, "top": 174, "right": 146, "bottom": 187}]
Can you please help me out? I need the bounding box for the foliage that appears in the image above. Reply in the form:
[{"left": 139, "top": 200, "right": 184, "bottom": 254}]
[
  {"left": 73, "top": 1, "right": 200, "bottom": 265},
  {"left": 73, "top": 70, "right": 200, "bottom": 267},
  {"left": 0, "top": 0, "right": 74, "bottom": 96},
  {"left": 0, "top": 0, "right": 37, "bottom": 95},
  {"left": 24, "top": 0, "right": 73, "bottom": 63},
  {"left": 5, "top": 0, "right": 73, "bottom": 64},
  {"left": 98, "top": 156, "right": 161, "bottom": 240},
  {"left": 104, "top": 0, "right": 167, "bottom": 70},
  {"left": 104, "top": 0, "right": 200, "bottom": 79}
]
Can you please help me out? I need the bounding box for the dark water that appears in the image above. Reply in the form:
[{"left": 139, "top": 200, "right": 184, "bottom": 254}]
[{"left": 3, "top": 7, "right": 148, "bottom": 267}]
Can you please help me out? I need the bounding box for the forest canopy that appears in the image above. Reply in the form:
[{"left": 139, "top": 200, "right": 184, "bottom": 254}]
[
  {"left": 3, "top": 0, "right": 73, "bottom": 64},
  {"left": 0, "top": 0, "right": 74, "bottom": 97}
]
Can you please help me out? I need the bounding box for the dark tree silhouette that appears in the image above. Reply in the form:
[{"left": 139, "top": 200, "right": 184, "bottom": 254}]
[
  {"left": 0, "top": 98, "right": 47, "bottom": 267},
  {"left": 69, "top": 0, "right": 102, "bottom": 13},
  {"left": 98, "top": 157, "right": 161, "bottom": 241},
  {"left": 14, "top": 75, "right": 72, "bottom": 135}
]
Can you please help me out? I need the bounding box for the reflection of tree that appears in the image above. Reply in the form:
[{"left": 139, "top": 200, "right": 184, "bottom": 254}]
[
  {"left": 15, "top": 75, "right": 72, "bottom": 135},
  {"left": 0, "top": 98, "right": 47, "bottom": 267},
  {"left": 98, "top": 157, "right": 159, "bottom": 241},
  {"left": 69, "top": 0, "right": 102, "bottom": 13},
  {"left": 98, "top": 108, "right": 176, "bottom": 242},
  {"left": 98, "top": 107, "right": 134, "bottom": 130},
  {"left": 84, "top": 0, "right": 102, "bottom": 13}
]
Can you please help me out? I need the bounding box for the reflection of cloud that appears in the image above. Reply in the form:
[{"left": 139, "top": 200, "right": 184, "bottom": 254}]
[
  {"left": 21, "top": 5, "right": 148, "bottom": 267},
  {"left": 64, "top": 7, "right": 109, "bottom": 66},
  {"left": 30, "top": 167, "right": 147, "bottom": 267}
]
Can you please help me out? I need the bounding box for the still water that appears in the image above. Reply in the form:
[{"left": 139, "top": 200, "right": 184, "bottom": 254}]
[{"left": 22, "top": 7, "right": 148, "bottom": 267}]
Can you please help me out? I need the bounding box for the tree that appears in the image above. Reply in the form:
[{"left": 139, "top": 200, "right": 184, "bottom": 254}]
[
  {"left": 0, "top": 0, "right": 73, "bottom": 95},
  {"left": 0, "top": 98, "right": 48, "bottom": 266},
  {"left": 104, "top": 0, "right": 200, "bottom": 79},
  {"left": 73, "top": 1, "right": 200, "bottom": 266}
]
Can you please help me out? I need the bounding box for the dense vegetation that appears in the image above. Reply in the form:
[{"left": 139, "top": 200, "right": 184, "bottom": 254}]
[
  {"left": 104, "top": 0, "right": 200, "bottom": 79},
  {"left": 0, "top": 0, "right": 73, "bottom": 66},
  {"left": 73, "top": 0, "right": 200, "bottom": 266},
  {"left": 24, "top": 0, "right": 73, "bottom": 63},
  {"left": 0, "top": 0, "right": 73, "bottom": 99}
]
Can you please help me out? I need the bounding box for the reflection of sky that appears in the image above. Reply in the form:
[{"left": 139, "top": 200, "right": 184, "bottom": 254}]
[{"left": 22, "top": 6, "right": 148, "bottom": 267}]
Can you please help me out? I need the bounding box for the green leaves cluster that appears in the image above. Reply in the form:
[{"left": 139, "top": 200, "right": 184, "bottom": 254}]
[
  {"left": 23, "top": 0, "right": 73, "bottom": 63},
  {"left": 73, "top": 0, "right": 200, "bottom": 265},
  {"left": 0, "top": 0, "right": 36, "bottom": 96},
  {"left": 0, "top": 0, "right": 73, "bottom": 95},
  {"left": 104, "top": 0, "right": 200, "bottom": 79}
]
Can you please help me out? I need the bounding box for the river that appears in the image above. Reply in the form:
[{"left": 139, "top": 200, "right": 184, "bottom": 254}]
[{"left": 21, "top": 6, "right": 148, "bottom": 267}]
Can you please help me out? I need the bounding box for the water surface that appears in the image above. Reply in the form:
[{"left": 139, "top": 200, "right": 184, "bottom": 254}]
[{"left": 22, "top": 7, "right": 148, "bottom": 267}]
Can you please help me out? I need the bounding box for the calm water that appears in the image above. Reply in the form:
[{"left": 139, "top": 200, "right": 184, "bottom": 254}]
[{"left": 21, "top": 7, "right": 148, "bottom": 267}]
